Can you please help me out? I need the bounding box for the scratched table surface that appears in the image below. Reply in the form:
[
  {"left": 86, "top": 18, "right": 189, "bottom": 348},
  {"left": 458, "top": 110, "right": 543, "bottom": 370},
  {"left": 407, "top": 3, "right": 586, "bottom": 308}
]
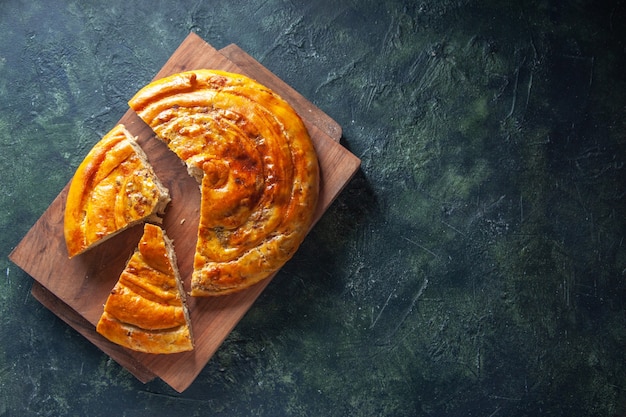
[{"left": 1, "top": 1, "right": 625, "bottom": 416}]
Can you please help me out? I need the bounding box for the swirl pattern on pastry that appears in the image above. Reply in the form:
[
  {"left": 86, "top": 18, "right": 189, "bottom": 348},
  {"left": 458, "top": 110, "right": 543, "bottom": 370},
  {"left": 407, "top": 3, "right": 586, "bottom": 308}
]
[
  {"left": 129, "top": 70, "right": 319, "bottom": 296},
  {"left": 96, "top": 223, "right": 194, "bottom": 353},
  {"left": 64, "top": 124, "right": 170, "bottom": 258}
]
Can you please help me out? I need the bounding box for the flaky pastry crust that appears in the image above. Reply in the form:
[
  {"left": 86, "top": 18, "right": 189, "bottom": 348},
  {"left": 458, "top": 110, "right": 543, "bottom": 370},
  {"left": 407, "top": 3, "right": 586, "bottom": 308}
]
[
  {"left": 129, "top": 70, "right": 319, "bottom": 296},
  {"left": 64, "top": 124, "right": 170, "bottom": 258},
  {"left": 96, "top": 223, "right": 194, "bottom": 354}
]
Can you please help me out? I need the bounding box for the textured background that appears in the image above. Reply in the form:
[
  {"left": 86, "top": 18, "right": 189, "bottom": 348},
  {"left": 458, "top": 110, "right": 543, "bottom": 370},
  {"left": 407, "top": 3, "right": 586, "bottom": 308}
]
[{"left": 1, "top": 0, "right": 625, "bottom": 416}]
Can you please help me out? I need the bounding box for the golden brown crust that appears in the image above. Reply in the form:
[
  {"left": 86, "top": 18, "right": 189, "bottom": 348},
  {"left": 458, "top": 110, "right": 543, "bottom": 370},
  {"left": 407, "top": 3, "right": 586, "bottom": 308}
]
[
  {"left": 129, "top": 70, "right": 319, "bottom": 296},
  {"left": 96, "top": 223, "right": 194, "bottom": 354},
  {"left": 96, "top": 312, "right": 192, "bottom": 353},
  {"left": 64, "top": 124, "right": 170, "bottom": 258}
]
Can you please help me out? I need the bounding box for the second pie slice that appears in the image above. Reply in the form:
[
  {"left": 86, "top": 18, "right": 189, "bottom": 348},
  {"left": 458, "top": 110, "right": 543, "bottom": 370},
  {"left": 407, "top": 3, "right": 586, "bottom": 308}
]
[
  {"left": 64, "top": 124, "right": 170, "bottom": 258},
  {"left": 96, "top": 223, "right": 194, "bottom": 354}
]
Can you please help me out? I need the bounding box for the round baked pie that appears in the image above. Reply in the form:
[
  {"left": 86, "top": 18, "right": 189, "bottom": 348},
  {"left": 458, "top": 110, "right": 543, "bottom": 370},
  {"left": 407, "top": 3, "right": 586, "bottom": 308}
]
[
  {"left": 96, "top": 223, "right": 194, "bottom": 354},
  {"left": 129, "top": 69, "right": 320, "bottom": 296},
  {"left": 64, "top": 124, "right": 170, "bottom": 258}
]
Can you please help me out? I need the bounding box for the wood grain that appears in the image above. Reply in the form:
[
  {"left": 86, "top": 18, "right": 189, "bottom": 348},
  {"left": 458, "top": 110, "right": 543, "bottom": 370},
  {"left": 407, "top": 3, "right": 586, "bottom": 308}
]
[{"left": 9, "top": 33, "right": 360, "bottom": 392}]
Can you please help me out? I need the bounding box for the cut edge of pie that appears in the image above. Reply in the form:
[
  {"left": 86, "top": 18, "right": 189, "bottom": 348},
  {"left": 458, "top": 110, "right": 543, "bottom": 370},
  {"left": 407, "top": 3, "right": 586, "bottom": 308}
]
[
  {"left": 96, "top": 223, "right": 194, "bottom": 354},
  {"left": 64, "top": 124, "right": 170, "bottom": 258},
  {"left": 128, "top": 69, "right": 320, "bottom": 297}
]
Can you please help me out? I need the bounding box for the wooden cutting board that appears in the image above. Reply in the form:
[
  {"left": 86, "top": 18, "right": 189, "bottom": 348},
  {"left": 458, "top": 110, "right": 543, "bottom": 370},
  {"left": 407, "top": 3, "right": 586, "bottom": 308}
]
[{"left": 9, "top": 33, "right": 360, "bottom": 392}]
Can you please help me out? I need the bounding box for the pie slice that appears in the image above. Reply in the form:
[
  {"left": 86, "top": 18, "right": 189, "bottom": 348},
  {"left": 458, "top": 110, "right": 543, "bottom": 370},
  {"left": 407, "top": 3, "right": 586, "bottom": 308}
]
[
  {"left": 96, "top": 223, "right": 194, "bottom": 354},
  {"left": 129, "top": 69, "right": 319, "bottom": 296},
  {"left": 64, "top": 124, "right": 170, "bottom": 258}
]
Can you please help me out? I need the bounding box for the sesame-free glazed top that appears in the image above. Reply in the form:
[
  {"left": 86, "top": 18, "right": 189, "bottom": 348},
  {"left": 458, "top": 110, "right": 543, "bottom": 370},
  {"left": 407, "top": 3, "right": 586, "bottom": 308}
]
[
  {"left": 129, "top": 70, "right": 319, "bottom": 296},
  {"left": 64, "top": 124, "right": 170, "bottom": 258}
]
